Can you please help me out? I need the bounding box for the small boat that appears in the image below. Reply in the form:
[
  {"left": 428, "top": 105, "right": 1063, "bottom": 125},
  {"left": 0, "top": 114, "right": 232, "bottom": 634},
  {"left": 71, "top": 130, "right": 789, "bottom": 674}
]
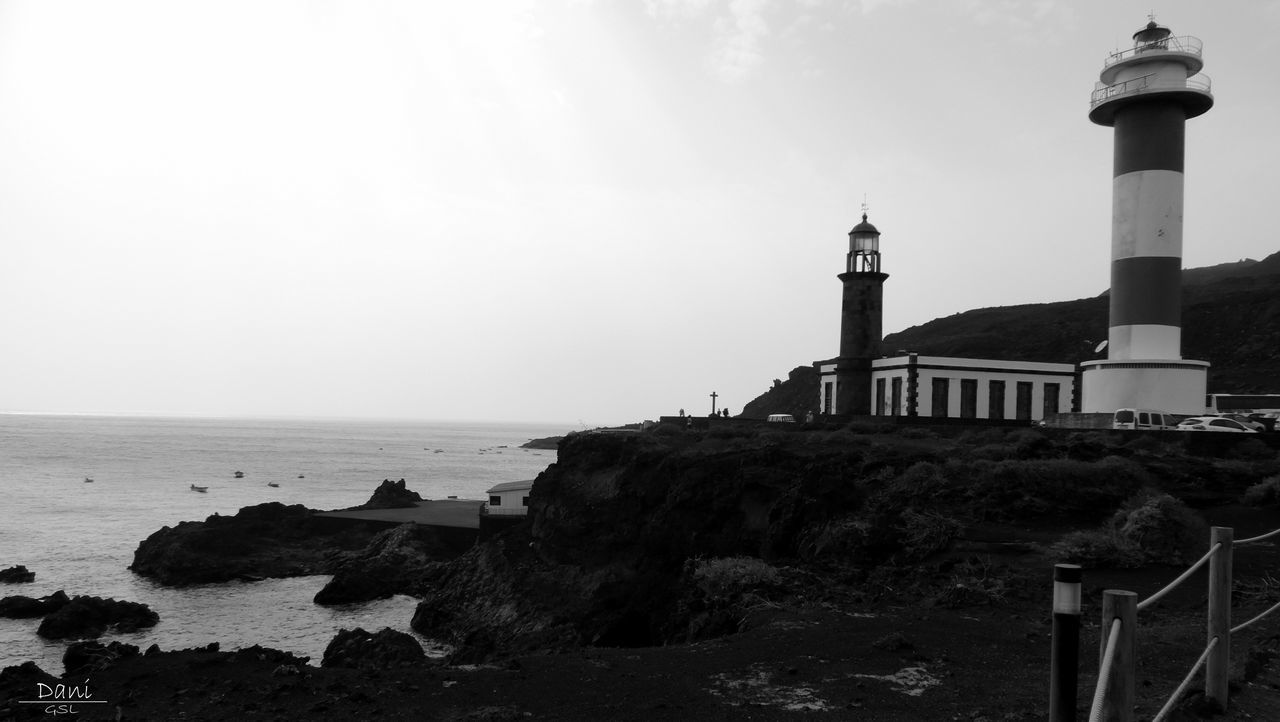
[
  {"left": 190, "top": 484, "right": 208, "bottom": 493},
  {"left": 233, "top": 471, "right": 244, "bottom": 479},
  {"left": 297, "top": 474, "right": 304, "bottom": 479},
  {"left": 84, "top": 477, "right": 94, "bottom": 483},
  {"left": 267, "top": 482, "right": 279, "bottom": 488}
]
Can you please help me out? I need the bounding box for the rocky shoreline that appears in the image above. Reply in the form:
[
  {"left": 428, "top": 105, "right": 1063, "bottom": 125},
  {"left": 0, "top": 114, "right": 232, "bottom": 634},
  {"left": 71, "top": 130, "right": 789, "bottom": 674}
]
[{"left": 6, "top": 425, "right": 1280, "bottom": 719}]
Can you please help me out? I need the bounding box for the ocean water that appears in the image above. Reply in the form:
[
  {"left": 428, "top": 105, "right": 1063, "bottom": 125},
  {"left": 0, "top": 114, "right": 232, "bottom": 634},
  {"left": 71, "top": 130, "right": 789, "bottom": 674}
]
[{"left": 0, "top": 414, "right": 563, "bottom": 672}]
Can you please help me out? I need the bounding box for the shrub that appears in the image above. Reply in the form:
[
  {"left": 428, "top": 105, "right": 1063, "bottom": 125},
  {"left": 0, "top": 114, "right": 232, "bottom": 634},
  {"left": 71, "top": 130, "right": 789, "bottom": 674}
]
[
  {"left": 896, "top": 509, "right": 959, "bottom": 561},
  {"left": 1050, "top": 491, "right": 1206, "bottom": 567},
  {"left": 1048, "top": 528, "right": 1144, "bottom": 568},
  {"left": 1229, "top": 438, "right": 1275, "bottom": 462},
  {"left": 689, "top": 556, "right": 781, "bottom": 598},
  {"left": 1243, "top": 475, "right": 1280, "bottom": 506},
  {"left": 898, "top": 426, "right": 937, "bottom": 440},
  {"left": 796, "top": 516, "right": 870, "bottom": 560}
]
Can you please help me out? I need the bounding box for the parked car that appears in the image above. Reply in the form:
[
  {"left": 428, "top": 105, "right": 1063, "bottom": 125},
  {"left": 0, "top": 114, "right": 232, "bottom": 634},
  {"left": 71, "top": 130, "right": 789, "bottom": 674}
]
[
  {"left": 1112, "top": 408, "right": 1175, "bottom": 430},
  {"left": 766, "top": 413, "right": 796, "bottom": 423},
  {"left": 1210, "top": 413, "right": 1269, "bottom": 432},
  {"left": 1175, "top": 416, "right": 1258, "bottom": 433},
  {"left": 1248, "top": 413, "right": 1278, "bottom": 432}
]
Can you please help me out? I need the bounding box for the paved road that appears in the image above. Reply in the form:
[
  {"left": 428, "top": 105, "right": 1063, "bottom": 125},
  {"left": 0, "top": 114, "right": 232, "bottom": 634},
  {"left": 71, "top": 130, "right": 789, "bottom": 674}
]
[{"left": 315, "top": 499, "right": 484, "bottom": 529}]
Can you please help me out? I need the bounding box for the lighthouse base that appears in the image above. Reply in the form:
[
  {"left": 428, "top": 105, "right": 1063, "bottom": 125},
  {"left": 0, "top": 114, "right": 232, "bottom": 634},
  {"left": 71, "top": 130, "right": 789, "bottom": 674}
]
[{"left": 1080, "top": 359, "right": 1210, "bottom": 415}]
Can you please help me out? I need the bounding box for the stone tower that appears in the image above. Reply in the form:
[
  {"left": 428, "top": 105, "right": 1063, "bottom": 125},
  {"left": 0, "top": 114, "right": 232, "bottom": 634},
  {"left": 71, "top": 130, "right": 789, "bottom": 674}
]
[{"left": 834, "top": 212, "right": 889, "bottom": 415}]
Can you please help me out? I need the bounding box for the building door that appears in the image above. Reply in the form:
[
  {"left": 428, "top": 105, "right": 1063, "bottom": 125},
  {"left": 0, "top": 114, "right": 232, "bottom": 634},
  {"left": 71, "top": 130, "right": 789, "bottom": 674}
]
[
  {"left": 1043, "top": 383, "right": 1060, "bottom": 417},
  {"left": 960, "top": 379, "right": 977, "bottom": 419},
  {"left": 1016, "top": 382, "right": 1033, "bottom": 421},
  {"left": 891, "top": 377, "right": 902, "bottom": 416},
  {"left": 989, "top": 381, "right": 1005, "bottom": 420},
  {"left": 823, "top": 382, "right": 833, "bottom": 415},
  {"left": 931, "top": 378, "right": 949, "bottom": 418},
  {"left": 875, "top": 379, "right": 886, "bottom": 416}
]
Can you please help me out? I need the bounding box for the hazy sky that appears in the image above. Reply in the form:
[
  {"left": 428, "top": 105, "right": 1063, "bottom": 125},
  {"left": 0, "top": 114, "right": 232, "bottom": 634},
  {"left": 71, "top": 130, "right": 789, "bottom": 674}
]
[{"left": 2, "top": 1, "right": 1278, "bottom": 425}]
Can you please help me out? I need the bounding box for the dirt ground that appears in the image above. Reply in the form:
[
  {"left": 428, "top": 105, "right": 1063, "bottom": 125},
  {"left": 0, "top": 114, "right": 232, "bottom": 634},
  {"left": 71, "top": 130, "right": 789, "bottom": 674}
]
[{"left": 6, "top": 505, "right": 1280, "bottom": 721}]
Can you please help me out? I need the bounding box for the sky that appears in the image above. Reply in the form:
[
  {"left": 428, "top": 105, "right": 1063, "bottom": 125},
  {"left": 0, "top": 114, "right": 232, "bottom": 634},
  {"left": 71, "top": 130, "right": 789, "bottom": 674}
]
[{"left": 2, "top": 1, "right": 1279, "bottom": 426}]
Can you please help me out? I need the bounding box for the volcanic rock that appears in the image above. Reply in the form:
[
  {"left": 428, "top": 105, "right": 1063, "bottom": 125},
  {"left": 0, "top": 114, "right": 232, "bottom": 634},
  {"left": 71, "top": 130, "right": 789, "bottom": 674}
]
[
  {"left": 313, "top": 523, "right": 451, "bottom": 605},
  {"left": 63, "top": 640, "right": 141, "bottom": 674},
  {"left": 359, "top": 478, "right": 424, "bottom": 509},
  {"left": 321, "top": 627, "right": 427, "bottom": 670},
  {"left": 0, "top": 590, "right": 70, "bottom": 618},
  {"left": 36, "top": 596, "right": 158, "bottom": 640},
  {"left": 0, "top": 565, "right": 34, "bottom": 583},
  {"left": 130, "top": 501, "right": 378, "bottom": 586}
]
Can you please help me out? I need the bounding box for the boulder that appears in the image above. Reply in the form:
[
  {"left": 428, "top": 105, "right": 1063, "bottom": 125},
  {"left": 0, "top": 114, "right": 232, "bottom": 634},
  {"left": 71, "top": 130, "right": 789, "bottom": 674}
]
[
  {"left": 313, "top": 524, "right": 449, "bottom": 605},
  {"left": 130, "top": 502, "right": 377, "bottom": 586},
  {"left": 0, "top": 590, "right": 70, "bottom": 619},
  {"left": 321, "top": 627, "right": 427, "bottom": 670},
  {"left": 63, "top": 640, "right": 141, "bottom": 674},
  {"left": 36, "top": 596, "right": 158, "bottom": 640},
  {"left": 360, "top": 479, "right": 424, "bottom": 509},
  {"left": 0, "top": 565, "right": 35, "bottom": 583}
]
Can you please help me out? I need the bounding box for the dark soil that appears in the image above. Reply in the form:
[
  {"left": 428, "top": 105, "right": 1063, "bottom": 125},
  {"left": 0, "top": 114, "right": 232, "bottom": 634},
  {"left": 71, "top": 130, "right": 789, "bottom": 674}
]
[{"left": 6, "top": 531, "right": 1280, "bottom": 721}]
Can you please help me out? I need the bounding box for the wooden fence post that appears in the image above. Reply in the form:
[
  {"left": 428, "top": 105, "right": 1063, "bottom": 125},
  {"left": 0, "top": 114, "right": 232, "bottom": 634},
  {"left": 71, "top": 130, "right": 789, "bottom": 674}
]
[
  {"left": 1100, "top": 590, "right": 1137, "bottom": 722},
  {"left": 1206, "top": 526, "right": 1233, "bottom": 710}
]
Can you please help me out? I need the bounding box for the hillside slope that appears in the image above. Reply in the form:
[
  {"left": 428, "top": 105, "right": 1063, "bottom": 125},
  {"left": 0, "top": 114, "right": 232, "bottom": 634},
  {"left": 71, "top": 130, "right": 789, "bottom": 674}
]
[{"left": 741, "top": 252, "right": 1280, "bottom": 419}]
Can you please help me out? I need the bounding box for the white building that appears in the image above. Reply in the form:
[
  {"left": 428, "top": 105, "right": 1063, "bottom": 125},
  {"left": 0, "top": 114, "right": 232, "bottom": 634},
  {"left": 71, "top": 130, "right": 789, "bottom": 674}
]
[
  {"left": 484, "top": 479, "right": 534, "bottom": 516},
  {"left": 817, "top": 354, "right": 1076, "bottom": 422}
]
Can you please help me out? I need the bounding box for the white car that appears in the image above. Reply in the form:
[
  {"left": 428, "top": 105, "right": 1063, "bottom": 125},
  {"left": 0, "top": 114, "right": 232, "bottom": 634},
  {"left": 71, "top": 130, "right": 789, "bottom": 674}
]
[
  {"left": 1176, "top": 416, "right": 1258, "bottom": 433},
  {"left": 1209, "top": 414, "right": 1267, "bottom": 432}
]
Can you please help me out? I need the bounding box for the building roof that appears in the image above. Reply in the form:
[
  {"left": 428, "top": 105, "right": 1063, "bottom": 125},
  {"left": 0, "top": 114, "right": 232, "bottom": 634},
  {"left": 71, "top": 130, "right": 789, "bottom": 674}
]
[
  {"left": 486, "top": 479, "right": 535, "bottom": 494},
  {"left": 849, "top": 213, "right": 879, "bottom": 236}
]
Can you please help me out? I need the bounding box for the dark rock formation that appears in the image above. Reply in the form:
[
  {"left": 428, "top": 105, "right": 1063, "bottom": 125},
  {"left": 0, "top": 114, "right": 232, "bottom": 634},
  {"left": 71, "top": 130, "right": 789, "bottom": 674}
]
[
  {"left": 411, "top": 430, "right": 876, "bottom": 662},
  {"left": 0, "top": 590, "right": 69, "bottom": 618},
  {"left": 321, "top": 627, "right": 427, "bottom": 670},
  {"left": 36, "top": 596, "right": 158, "bottom": 639},
  {"left": 0, "top": 565, "right": 34, "bottom": 583},
  {"left": 63, "top": 640, "right": 141, "bottom": 674},
  {"left": 130, "top": 501, "right": 378, "bottom": 586},
  {"left": 313, "top": 523, "right": 451, "bottom": 605},
  {"left": 520, "top": 436, "right": 563, "bottom": 450},
  {"left": 360, "top": 478, "right": 423, "bottom": 509}
]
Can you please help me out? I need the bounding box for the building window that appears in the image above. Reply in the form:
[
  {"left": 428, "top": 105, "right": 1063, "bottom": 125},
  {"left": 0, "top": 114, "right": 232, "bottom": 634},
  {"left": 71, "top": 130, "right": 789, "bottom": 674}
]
[
  {"left": 891, "top": 377, "right": 902, "bottom": 417},
  {"left": 875, "top": 379, "right": 886, "bottom": 416},
  {"left": 989, "top": 381, "right": 1005, "bottom": 420},
  {"left": 823, "top": 381, "right": 833, "bottom": 415},
  {"left": 1043, "top": 383, "right": 1060, "bottom": 417},
  {"left": 489, "top": 495, "right": 501, "bottom": 506},
  {"left": 521, "top": 496, "right": 530, "bottom": 507},
  {"left": 1016, "top": 382, "right": 1033, "bottom": 421},
  {"left": 931, "top": 378, "right": 949, "bottom": 417},
  {"left": 960, "top": 379, "right": 978, "bottom": 419}
]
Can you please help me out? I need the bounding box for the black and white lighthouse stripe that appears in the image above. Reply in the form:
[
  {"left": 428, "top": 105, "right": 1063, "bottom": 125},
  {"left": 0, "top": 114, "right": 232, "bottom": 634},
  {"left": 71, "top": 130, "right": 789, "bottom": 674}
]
[{"left": 1108, "top": 101, "right": 1185, "bottom": 360}]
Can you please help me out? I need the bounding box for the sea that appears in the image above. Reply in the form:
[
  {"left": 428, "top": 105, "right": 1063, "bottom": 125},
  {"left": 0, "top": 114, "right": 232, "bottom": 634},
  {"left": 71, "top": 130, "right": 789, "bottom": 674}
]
[{"left": 0, "top": 413, "right": 565, "bottom": 673}]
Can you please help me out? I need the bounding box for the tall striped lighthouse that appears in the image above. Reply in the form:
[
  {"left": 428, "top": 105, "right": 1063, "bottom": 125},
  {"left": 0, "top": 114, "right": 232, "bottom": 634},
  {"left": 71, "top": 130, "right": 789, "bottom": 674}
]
[{"left": 1080, "top": 20, "right": 1214, "bottom": 414}]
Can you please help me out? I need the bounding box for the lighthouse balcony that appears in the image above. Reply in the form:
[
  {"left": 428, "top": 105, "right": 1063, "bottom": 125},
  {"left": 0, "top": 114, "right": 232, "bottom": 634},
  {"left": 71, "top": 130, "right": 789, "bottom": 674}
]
[
  {"left": 1088, "top": 72, "right": 1213, "bottom": 125},
  {"left": 1099, "top": 35, "right": 1204, "bottom": 84}
]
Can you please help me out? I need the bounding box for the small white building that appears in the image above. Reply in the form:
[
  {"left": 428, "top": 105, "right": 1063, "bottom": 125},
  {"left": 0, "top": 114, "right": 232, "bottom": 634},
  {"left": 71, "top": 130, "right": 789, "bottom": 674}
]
[
  {"left": 818, "top": 354, "right": 1076, "bottom": 422},
  {"left": 484, "top": 479, "right": 534, "bottom": 516}
]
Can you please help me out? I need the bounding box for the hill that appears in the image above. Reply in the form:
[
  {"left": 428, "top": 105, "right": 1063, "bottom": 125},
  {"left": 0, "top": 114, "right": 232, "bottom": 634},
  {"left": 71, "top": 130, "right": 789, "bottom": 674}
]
[{"left": 741, "top": 253, "right": 1280, "bottom": 420}]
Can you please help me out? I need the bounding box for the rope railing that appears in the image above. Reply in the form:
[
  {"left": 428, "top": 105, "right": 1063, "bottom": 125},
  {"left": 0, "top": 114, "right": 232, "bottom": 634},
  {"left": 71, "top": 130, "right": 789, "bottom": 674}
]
[
  {"left": 1235, "top": 527, "right": 1280, "bottom": 546},
  {"left": 1059, "top": 523, "right": 1280, "bottom": 720},
  {"left": 1136, "top": 543, "right": 1220, "bottom": 613},
  {"left": 1232, "top": 598, "right": 1280, "bottom": 635},
  {"left": 1151, "top": 636, "right": 1219, "bottom": 722},
  {"left": 1088, "top": 618, "right": 1123, "bottom": 722}
]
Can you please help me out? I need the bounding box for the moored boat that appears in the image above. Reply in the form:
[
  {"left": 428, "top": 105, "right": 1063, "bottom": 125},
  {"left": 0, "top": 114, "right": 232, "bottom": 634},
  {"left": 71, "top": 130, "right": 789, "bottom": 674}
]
[{"left": 190, "top": 484, "right": 208, "bottom": 493}]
